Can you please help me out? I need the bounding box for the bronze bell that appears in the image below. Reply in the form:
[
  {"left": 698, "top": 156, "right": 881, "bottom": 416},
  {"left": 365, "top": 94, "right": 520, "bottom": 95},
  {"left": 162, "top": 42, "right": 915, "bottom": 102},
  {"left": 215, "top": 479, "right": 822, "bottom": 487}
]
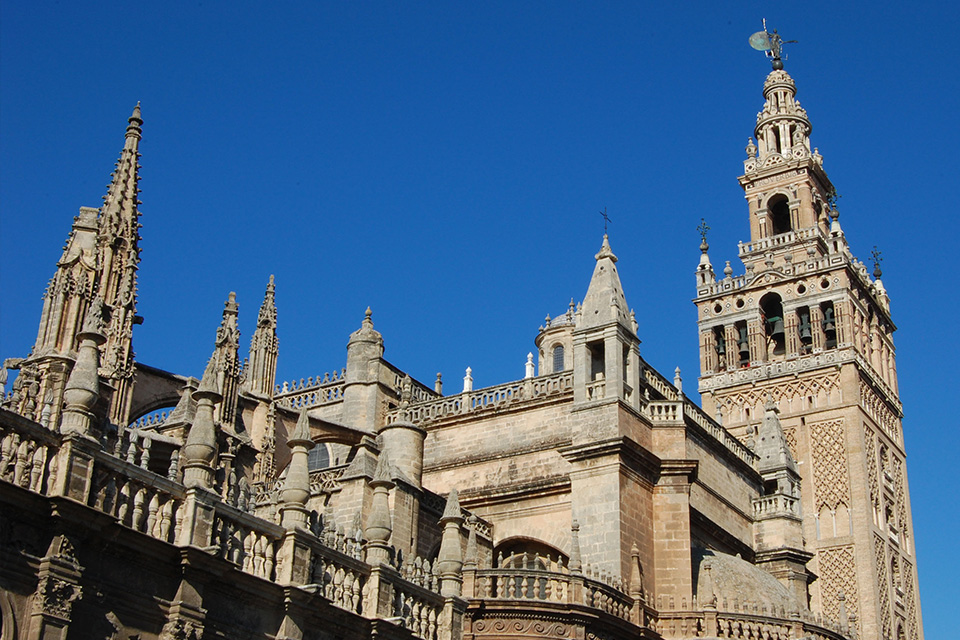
[
  {"left": 738, "top": 326, "right": 750, "bottom": 361},
  {"left": 767, "top": 315, "right": 785, "bottom": 340},
  {"left": 716, "top": 333, "right": 726, "bottom": 355},
  {"left": 799, "top": 311, "right": 813, "bottom": 344},
  {"left": 822, "top": 306, "right": 836, "bottom": 334}
]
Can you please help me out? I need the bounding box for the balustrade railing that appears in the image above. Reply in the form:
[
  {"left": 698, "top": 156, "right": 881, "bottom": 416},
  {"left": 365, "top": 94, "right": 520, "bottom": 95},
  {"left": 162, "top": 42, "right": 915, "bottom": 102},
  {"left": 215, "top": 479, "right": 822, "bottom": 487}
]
[
  {"left": 391, "top": 579, "right": 444, "bottom": 640},
  {"left": 753, "top": 493, "right": 800, "bottom": 517},
  {"left": 0, "top": 416, "right": 59, "bottom": 495},
  {"left": 386, "top": 371, "right": 573, "bottom": 426},
  {"left": 278, "top": 382, "right": 345, "bottom": 409},
  {"left": 211, "top": 503, "right": 283, "bottom": 581},
  {"left": 657, "top": 608, "right": 849, "bottom": 640},
  {"left": 469, "top": 562, "right": 636, "bottom": 625},
  {"left": 88, "top": 453, "right": 186, "bottom": 545},
  {"left": 683, "top": 402, "right": 757, "bottom": 468},
  {"left": 308, "top": 537, "right": 369, "bottom": 614}
]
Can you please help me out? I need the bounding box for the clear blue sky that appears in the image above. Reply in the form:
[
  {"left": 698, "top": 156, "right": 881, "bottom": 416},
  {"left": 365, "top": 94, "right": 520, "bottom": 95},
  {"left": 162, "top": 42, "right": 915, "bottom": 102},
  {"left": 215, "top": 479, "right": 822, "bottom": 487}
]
[{"left": 1, "top": 2, "right": 957, "bottom": 633}]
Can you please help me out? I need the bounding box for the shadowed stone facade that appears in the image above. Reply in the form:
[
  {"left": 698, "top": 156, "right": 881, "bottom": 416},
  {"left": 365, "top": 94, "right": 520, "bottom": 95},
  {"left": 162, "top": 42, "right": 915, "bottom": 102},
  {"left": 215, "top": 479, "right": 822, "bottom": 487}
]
[{"left": 0, "top": 63, "right": 920, "bottom": 640}]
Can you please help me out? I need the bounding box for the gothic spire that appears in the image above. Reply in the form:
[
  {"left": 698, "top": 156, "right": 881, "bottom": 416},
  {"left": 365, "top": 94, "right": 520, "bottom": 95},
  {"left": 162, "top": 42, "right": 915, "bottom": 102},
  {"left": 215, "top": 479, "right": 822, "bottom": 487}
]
[
  {"left": 579, "top": 235, "right": 632, "bottom": 332},
  {"left": 213, "top": 292, "right": 241, "bottom": 424},
  {"left": 21, "top": 107, "right": 145, "bottom": 428},
  {"left": 756, "top": 396, "right": 798, "bottom": 475},
  {"left": 244, "top": 275, "right": 279, "bottom": 397}
]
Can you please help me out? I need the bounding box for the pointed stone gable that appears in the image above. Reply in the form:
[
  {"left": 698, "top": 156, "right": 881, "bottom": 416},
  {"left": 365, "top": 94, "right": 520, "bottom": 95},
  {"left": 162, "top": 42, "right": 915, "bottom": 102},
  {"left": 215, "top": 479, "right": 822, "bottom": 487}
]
[{"left": 579, "top": 235, "right": 632, "bottom": 332}]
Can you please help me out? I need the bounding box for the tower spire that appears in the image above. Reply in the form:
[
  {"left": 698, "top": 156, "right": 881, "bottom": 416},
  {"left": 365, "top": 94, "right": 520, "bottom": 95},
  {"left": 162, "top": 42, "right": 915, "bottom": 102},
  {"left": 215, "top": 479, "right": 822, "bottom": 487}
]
[
  {"left": 213, "top": 292, "right": 241, "bottom": 426},
  {"left": 16, "top": 106, "right": 144, "bottom": 428},
  {"left": 244, "top": 275, "right": 279, "bottom": 397}
]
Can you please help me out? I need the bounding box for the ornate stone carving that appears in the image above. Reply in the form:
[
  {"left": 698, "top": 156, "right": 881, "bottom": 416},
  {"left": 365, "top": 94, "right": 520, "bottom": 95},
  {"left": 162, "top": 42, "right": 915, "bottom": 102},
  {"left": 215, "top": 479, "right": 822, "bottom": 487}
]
[
  {"left": 32, "top": 576, "right": 81, "bottom": 619},
  {"left": 160, "top": 618, "right": 203, "bottom": 640},
  {"left": 810, "top": 418, "right": 849, "bottom": 510},
  {"left": 817, "top": 545, "right": 859, "bottom": 636},
  {"left": 874, "top": 534, "right": 891, "bottom": 639}
]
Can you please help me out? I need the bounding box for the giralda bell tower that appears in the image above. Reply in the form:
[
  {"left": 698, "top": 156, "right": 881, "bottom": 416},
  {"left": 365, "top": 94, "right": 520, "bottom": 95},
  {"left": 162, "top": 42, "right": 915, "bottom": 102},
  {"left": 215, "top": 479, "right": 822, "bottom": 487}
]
[{"left": 693, "top": 30, "right": 923, "bottom": 640}]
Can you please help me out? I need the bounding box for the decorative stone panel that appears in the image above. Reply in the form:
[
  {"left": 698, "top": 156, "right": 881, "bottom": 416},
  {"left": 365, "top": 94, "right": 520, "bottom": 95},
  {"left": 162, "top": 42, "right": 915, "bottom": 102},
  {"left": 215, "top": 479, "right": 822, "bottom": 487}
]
[
  {"left": 818, "top": 545, "right": 859, "bottom": 636},
  {"left": 810, "top": 419, "right": 849, "bottom": 510}
]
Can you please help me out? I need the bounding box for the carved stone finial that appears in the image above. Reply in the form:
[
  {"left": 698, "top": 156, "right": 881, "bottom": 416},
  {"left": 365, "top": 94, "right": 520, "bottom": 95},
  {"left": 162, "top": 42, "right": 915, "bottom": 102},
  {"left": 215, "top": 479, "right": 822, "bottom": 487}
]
[{"left": 437, "top": 487, "right": 465, "bottom": 595}]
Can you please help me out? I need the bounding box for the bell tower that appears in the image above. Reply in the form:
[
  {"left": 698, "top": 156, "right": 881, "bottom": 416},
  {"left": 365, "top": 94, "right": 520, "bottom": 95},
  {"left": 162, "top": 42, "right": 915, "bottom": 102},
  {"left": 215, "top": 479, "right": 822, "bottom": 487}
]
[{"left": 694, "top": 57, "right": 923, "bottom": 640}]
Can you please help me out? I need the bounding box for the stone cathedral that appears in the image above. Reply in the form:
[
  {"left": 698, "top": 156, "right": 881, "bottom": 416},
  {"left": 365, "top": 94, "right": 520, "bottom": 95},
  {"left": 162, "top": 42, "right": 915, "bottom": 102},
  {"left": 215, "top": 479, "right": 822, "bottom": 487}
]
[{"left": 0, "top": 59, "right": 921, "bottom": 640}]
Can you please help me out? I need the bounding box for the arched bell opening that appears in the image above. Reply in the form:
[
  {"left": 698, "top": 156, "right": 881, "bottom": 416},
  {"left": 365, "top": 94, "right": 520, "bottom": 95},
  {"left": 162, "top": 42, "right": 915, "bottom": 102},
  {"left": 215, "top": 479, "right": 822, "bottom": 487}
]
[
  {"left": 760, "top": 293, "right": 785, "bottom": 358},
  {"left": 821, "top": 301, "right": 837, "bottom": 349},
  {"left": 713, "top": 326, "right": 727, "bottom": 371},
  {"left": 797, "top": 306, "right": 813, "bottom": 354},
  {"left": 768, "top": 195, "right": 792, "bottom": 236}
]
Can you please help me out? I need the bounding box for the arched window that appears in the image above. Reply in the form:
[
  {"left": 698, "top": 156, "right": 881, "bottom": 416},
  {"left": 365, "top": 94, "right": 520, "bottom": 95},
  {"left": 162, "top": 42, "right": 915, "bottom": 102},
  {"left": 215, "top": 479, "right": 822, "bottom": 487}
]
[
  {"left": 308, "top": 443, "right": 330, "bottom": 471},
  {"left": 552, "top": 345, "right": 565, "bottom": 373},
  {"left": 768, "top": 195, "right": 792, "bottom": 236}
]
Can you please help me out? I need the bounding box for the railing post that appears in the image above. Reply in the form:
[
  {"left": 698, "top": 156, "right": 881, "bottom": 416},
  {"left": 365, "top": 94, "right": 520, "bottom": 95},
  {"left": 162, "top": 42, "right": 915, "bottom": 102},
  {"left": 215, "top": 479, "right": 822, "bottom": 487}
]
[
  {"left": 438, "top": 597, "right": 467, "bottom": 640},
  {"left": 53, "top": 434, "right": 97, "bottom": 502},
  {"left": 177, "top": 487, "right": 217, "bottom": 548},
  {"left": 276, "top": 529, "right": 312, "bottom": 586}
]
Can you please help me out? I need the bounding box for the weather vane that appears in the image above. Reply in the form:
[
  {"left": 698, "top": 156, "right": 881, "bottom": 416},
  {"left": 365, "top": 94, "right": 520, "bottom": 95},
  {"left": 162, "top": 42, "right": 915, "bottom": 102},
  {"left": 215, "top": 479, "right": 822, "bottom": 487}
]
[
  {"left": 697, "top": 218, "right": 710, "bottom": 244},
  {"left": 600, "top": 207, "right": 611, "bottom": 233},
  {"left": 749, "top": 19, "right": 797, "bottom": 70},
  {"left": 871, "top": 246, "right": 883, "bottom": 278}
]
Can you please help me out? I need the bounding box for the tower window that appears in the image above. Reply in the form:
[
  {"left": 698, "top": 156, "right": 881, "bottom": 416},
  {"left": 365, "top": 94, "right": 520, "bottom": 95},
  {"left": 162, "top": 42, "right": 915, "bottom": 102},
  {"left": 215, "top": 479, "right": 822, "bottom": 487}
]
[
  {"left": 552, "top": 345, "right": 565, "bottom": 373},
  {"left": 769, "top": 196, "right": 792, "bottom": 235}
]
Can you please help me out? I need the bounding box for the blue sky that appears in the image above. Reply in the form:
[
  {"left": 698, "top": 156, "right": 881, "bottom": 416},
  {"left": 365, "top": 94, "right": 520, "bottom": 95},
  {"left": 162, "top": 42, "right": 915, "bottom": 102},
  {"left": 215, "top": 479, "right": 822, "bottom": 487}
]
[{"left": 1, "top": 2, "right": 957, "bottom": 633}]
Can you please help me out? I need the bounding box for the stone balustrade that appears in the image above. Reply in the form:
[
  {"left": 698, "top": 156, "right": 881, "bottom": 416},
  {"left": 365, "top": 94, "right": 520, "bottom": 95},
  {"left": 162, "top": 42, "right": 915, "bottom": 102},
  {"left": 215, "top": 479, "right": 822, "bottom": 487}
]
[
  {"left": 657, "top": 606, "right": 850, "bottom": 640},
  {"left": 88, "top": 451, "right": 187, "bottom": 545},
  {"left": 0, "top": 413, "right": 59, "bottom": 494},
  {"left": 644, "top": 366, "right": 681, "bottom": 401},
  {"left": 738, "top": 226, "right": 822, "bottom": 257},
  {"left": 211, "top": 502, "right": 283, "bottom": 580},
  {"left": 386, "top": 371, "right": 573, "bottom": 426},
  {"left": 646, "top": 400, "right": 758, "bottom": 470},
  {"left": 682, "top": 401, "right": 758, "bottom": 468},
  {"left": 753, "top": 492, "right": 800, "bottom": 518},
  {"left": 467, "top": 563, "right": 642, "bottom": 627},
  {"left": 275, "top": 369, "right": 345, "bottom": 396},
  {"left": 278, "top": 381, "right": 345, "bottom": 409}
]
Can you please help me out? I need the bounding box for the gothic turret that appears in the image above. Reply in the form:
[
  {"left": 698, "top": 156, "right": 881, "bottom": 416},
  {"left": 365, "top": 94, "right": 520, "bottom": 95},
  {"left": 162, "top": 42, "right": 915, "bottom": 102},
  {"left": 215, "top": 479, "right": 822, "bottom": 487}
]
[
  {"left": 244, "top": 275, "right": 279, "bottom": 398},
  {"left": 342, "top": 308, "right": 384, "bottom": 430},
  {"left": 572, "top": 235, "right": 641, "bottom": 409}
]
